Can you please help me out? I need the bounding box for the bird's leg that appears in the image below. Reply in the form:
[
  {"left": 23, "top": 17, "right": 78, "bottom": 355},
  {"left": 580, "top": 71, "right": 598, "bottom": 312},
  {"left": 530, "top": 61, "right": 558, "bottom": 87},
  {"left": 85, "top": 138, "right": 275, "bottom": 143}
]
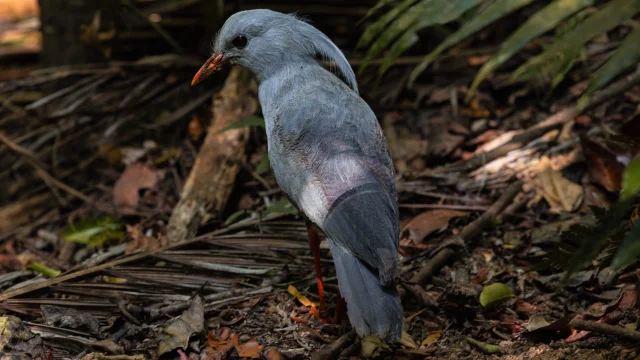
[{"left": 305, "top": 221, "right": 326, "bottom": 314}]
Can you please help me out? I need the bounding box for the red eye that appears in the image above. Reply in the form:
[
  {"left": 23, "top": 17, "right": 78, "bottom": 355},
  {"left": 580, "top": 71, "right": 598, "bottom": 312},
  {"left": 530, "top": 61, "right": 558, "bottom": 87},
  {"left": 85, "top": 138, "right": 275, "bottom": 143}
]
[{"left": 232, "top": 35, "right": 248, "bottom": 49}]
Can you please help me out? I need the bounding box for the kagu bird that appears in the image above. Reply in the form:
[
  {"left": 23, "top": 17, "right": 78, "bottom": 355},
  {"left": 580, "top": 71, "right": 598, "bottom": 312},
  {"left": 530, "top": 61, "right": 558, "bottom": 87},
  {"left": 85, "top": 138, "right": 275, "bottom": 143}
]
[{"left": 192, "top": 9, "right": 403, "bottom": 341}]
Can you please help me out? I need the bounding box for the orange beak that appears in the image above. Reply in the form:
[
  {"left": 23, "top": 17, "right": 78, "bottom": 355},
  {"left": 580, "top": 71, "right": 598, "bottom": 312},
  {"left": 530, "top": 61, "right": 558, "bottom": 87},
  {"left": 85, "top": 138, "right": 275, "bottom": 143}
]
[{"left": 191, "top": 53, "right": 225, "bottom": 86}]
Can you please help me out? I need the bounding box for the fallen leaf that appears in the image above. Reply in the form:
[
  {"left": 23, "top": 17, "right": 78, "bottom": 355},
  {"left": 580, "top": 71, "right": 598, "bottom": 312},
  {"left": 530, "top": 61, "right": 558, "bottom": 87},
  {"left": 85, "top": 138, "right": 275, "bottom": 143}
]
[
  {"left": 0, "top": 194, "right": 49, "bottom": 234},
  {"left": 157, "top": 296, "right": 204, "bottom": 356},
  {"left": 533, "top": 157, "right": 584, "bottom": 213},
  {"left": 0, "top": 315, "right": 46, "bottom": 358},
  {"left": 113, "top": 162, "right": 159, "bottom": 214},
  {"left": 236, "top": 338, "right": 264, "bottom": 358},
  {"left": 420, "top": 330, "right": 442, "bottom": 348},
  {"left": 263, "top": 348, "right": 283, "bottom": 360},
  {"left": 63, "top": 217, "right": 125, "bottom": 248},
  {"left": 360, "top": 335, "right": 389, "bottom": 358},
  {"left": 400, "top": 330, "right": 417, "bottom": 349},
  {"left": 581, "top": 137, "right": 624, "bottom": 192},
  {"left": 515, "top": 300, "right": 537, "bottom": 316},
  {"left": 26, "top": 262, "right": 60, "bottom": 278},
  {"left": 525, "top": 314, "right": 551, "bottom": 332},
  {"left": 125, "top": 224, "right": 167, "bottom": 254},
  {"left": 479, "top": 283, "right": 514, "bottom": 308},
  {"left": 401, "top": 210, "right": 467, "bottom": 244},
  {"left": 41, "top": 305, "right": 100, "bottom": 336},
  {"left": 467, "top": 55, "right": 489, "bottom": 66},
  {"left": 287, "top": 285, "right": 319, "bottom": 308},
  {"left": 188, "top": 114, "right": 203, "bottom": 140}
]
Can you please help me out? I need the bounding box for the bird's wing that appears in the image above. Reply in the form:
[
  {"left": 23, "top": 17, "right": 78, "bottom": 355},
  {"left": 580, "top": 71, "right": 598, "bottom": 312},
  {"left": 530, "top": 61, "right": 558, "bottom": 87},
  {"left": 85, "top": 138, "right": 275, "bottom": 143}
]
[{"left": 307, "top": 128, "right": 400, "bottom": 286}]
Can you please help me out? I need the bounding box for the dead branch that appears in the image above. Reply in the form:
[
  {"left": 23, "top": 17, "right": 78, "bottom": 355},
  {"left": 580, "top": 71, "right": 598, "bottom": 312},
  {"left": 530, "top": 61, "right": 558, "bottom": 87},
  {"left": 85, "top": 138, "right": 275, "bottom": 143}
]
[
  {"left": 569, "top": 319, "right": 640, "bottom": 342},
  {"left": 435, "top": 66, "right": 640, "bottom": 174},
  {"left": 167, "top": 67, "right": 257, "bottom": 243},
  {"left": 0, "top": 131, "right": 114, "bottom": 214},
  {"left": 406, "top": 181, "right": 523, "bottom": 289},
  {"left": 310, "top": 330, "right": 356, "bottom": 360}
]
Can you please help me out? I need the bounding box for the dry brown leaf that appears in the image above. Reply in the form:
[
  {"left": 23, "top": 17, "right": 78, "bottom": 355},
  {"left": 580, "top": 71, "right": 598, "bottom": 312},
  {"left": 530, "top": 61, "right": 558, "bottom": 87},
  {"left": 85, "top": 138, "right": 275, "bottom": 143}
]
[
  {"left": 533, "top": 157, "right": 583, "bottom": 213},
  {"left": 236, "top": 338, "right": 264, "bottom": 358},
  {"left": 263, "top": 348, "right": 283, "bottom": 360},
  {"left": 581, "top": 137, "right": 624, "bottom": 192},
  {"left": 401, "top": 209, "right": 467, "bottom": 244},
  {"left": 420, "top": 330, "right": 443, "bottom": 348},
  {"left": 125, "top": 224, "right": 167, "bottom": 254},
  {"left": 113, "top": 162, "right": 158, "bottom": 214},
  {"left": 157, "top": 296, "right": 204, "bottom": 356},
  {"left": 428, "top": 87, "right": 455, "bottom": 104},
  {"left": 188, "top": 114, "right": 203, "bottom": 141},
  {"left": 401, "top": 330, "right": 418, "bottom": 349},
  {"left": 0, "top": 194, "right": 49, "bottom": 233}
]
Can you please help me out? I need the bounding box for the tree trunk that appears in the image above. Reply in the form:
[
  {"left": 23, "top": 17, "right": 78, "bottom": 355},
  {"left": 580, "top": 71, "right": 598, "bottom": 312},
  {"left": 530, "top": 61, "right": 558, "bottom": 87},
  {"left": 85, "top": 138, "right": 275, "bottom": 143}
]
[{"left": 38, "top": 0, "right": 118, "bottom": 66}]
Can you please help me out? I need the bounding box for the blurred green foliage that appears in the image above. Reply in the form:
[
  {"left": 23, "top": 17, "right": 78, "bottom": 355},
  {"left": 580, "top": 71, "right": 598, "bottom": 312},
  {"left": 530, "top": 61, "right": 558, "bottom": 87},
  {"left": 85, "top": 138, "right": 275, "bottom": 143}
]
[{"left": 360, "top": 0, "right": 640, "bottom": 104}]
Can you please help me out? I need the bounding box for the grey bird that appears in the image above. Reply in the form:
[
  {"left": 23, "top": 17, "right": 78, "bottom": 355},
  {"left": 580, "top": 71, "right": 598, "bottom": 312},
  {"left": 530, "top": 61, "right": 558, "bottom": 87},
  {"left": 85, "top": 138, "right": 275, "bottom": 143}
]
[{"left": 192, "top": 9, "right": 403, "bottom": 341}]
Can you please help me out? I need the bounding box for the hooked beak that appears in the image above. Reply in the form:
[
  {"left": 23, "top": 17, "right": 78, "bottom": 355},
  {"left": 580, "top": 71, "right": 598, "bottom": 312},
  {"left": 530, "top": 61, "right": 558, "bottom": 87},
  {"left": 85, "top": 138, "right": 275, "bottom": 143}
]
[{"left": 191, "top": 53, "right": 226, "bottom": 86}]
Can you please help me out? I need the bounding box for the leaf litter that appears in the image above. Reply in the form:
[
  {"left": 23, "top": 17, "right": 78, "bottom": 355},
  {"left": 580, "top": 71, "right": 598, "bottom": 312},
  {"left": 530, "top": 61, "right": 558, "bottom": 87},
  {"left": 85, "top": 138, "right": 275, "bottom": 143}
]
[{"left": 0, "top": 2, "right": 639, "bottom": 359}]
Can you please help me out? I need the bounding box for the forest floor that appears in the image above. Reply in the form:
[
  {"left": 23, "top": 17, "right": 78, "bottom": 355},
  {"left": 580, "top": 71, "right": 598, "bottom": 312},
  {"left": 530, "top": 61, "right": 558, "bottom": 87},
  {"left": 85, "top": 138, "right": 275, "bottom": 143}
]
[{"left": 2, "top": 4, "right": 640, "bottom": 360}]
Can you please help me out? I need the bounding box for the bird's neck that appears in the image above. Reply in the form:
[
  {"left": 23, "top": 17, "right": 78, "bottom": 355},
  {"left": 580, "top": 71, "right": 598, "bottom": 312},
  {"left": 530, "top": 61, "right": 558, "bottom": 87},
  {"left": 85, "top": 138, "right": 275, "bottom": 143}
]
[{"left": 256, "top": 60, "right": 319, "bottom": 113}]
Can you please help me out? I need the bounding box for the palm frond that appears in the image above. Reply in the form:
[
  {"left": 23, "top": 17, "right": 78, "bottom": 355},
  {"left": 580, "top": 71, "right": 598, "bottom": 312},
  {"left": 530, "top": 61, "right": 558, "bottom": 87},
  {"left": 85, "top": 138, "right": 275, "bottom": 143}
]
[
  {"left": 408, "top": 0, "right": 537, "bottom": 86},
  {"left": 467, "top": 0, "right": 594, "bottom": 101}
]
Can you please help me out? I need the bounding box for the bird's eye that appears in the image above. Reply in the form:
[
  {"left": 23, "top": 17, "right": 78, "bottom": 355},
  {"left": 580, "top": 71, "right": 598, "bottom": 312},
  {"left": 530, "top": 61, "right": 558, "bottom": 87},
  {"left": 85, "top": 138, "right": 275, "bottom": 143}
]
[{"left": 232, "top": 35, "right": 248, "bottom": 49}]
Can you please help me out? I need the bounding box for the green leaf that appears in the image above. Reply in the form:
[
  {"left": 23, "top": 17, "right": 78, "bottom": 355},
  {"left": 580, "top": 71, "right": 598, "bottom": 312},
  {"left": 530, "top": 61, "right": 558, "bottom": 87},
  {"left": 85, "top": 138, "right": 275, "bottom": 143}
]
[
  {"left": 215, "top": 115, "right": 265, "bottom": 134},
  {"left": 578, "top": 27, "right": 640, "bottom": 110},
  {"left": 612, "top": 220, "right": 640, "bottom": 271},
  {"left": 409, "top": 0, "right": 536, "bottom": 86},
  {"left": 357, "top": 0, "right": 419, "bottom": 48},
  {"left": 27, "top": 262, "right": 61, "bottom": 278},
  {"left": 479, "top": 282, "right": 514, "bottom": 308},
  {"left": 255, "top": 152, "right": 271, "bottom": 175},
  {"left": 564, "top": 199, "right": 635, "bottom": 279},
  {"left": 360, "top": 0, "right": 402, "bottom": 23},
  {"left": 467, "top": 0, "right": 595, "bottom": 101},
  {"left": 377, "top": 0, "right": 478, "bottom": 76},
  {"left": 512, "top": 0, "right": 640, "bottom": 84},
  {"left": 224, "top": 209, "right": 248, "bottom": 226},
  {"left": 621, "top": 157, "right": 640, "bottom": 201},
  {"left": 63, "top": 217, "right": 125, "bottom": 248},
  {"left": 263, "top": 198, "right": 298, "bottom": 216}
]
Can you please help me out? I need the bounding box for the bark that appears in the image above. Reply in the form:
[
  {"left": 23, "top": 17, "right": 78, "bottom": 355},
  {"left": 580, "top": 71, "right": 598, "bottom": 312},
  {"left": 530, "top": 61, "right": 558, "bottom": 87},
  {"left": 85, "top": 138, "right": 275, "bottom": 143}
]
[{"left": 167, "top": 67, "right": 257, "bottom": 243}]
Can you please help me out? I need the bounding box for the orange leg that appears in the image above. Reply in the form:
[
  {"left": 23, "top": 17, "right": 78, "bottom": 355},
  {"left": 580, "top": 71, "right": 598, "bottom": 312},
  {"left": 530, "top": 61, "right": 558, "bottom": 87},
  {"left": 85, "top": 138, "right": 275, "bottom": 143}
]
[{"left": 306, "top": 222, "right": 326, "bottom": 314}]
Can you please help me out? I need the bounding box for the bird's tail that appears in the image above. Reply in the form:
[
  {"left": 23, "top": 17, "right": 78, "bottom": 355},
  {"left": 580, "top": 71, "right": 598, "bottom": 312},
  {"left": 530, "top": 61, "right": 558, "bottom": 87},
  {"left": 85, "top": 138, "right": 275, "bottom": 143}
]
[{"left": 328, "top": 240, "right": 403, "bottom": 341}]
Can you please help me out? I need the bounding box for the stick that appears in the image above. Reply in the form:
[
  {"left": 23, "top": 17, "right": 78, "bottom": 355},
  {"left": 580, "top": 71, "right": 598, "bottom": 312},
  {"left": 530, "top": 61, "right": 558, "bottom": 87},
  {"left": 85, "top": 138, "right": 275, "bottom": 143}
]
[
  {"left": 569, "top": 319, "right": 640, "bottom": 342},
  {"left": 0, "top": 132, "right": 114, "bottom": 214},
  {"left": 310, "top": 330, "right": 356, "bottom": 360},
  {"left": 435, "top": 67, "right": 640, "bottom": 174},
  {"left": 167, "top": 68, "right": 256, "bottom": 243},
  {"left": 407, "top": 181, "right": 522, "bottom": 287}
]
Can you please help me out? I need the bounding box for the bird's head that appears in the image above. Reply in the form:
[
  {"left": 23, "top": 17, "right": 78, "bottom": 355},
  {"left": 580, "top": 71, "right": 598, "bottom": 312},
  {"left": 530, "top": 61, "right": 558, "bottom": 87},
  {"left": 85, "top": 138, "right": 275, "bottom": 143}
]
[{"left": 191, "top": 9, "right": 357, "bottom": 93}]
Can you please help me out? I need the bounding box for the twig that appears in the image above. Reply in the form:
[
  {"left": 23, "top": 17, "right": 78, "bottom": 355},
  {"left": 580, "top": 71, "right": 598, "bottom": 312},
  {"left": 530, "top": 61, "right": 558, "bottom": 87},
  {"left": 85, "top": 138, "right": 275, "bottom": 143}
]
[
  {"left": 0, "top": 132, "right": 114, "bottom": 214},
  {"left": 122, "top": 0, "right": 184, "bottom": 54},
  {"left": 434, "top": 66, "right": 640, "bottom": 174},
  {"left": 399, "top": 203, "right": 489, "bottom": 211},
  {"left": 407, "top": 181, "right": 523, "bottom": 287},
  {"left": 310, "top": 330, "right": 356, "bottom": 360},
  {"left": 569, "top": 319, "right": 640, "bottom": 341}
]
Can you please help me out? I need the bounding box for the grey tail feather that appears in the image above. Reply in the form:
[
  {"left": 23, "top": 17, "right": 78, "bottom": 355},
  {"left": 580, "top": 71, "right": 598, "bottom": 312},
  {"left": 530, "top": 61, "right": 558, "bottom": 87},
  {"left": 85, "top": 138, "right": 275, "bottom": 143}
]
[{"left": 329, "top": 240, "right": 403, "bottom": 341}]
